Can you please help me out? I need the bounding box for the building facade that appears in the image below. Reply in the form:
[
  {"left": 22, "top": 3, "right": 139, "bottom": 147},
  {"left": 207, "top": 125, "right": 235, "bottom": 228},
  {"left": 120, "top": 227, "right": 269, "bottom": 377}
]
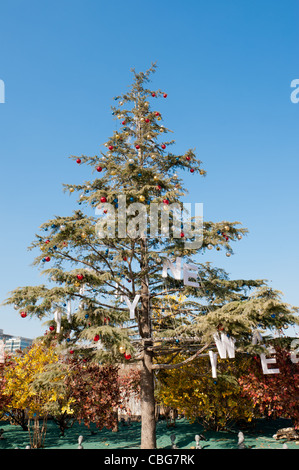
[{"left": 0, "top": 329, "right": 33, "bottom": 354}]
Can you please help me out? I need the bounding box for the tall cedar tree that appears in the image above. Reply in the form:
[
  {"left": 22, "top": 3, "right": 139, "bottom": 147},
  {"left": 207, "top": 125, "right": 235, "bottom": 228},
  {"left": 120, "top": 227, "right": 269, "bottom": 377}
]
[{"left": 4, "top": 64, "right": 298, "bottom": 448}]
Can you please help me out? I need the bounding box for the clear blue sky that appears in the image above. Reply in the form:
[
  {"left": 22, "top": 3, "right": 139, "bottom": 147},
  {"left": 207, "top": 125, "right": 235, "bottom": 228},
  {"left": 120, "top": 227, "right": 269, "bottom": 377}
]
[{"left": 0, "top": 0, "right": 298, "bottom": 339}]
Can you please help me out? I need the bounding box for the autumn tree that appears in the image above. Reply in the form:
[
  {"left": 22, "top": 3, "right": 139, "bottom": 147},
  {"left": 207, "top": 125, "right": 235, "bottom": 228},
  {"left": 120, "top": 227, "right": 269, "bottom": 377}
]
[
  {"left": 239, "top": 341, "right": 299, "bottom": 428},
  {"left": 2, "top": 342, "right": 62, "bottom": 446},
  {"left": 156, "top": 352, "right": 256, "bottom": 431}
]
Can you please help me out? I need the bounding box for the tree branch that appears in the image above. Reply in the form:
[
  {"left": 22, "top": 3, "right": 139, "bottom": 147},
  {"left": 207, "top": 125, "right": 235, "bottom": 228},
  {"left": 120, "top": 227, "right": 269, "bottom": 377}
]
[{"left": 151, "top": 342, "right": 210, "bottom": 370}]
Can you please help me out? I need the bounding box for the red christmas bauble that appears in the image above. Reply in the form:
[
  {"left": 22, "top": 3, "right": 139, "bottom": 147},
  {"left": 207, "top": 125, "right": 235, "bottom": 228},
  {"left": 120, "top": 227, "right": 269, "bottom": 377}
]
[
  {"left": 49, "top": 326, "right": 55, "bottom": 331},
  {"left": 135, "top": 144, "right": 140, "bottom": 149},
  {"left": 161, "top": 144, "right": 166, "bottom": 149},
  {"left": 97, "top": 166, "right": 102, "bottom": 172},
  {"left": 145, "top": 118, "right": 150, "bottom": 123},
  {"left": 190, "top": 168, "right": 194, "bottom": 173},
  {"left": 76, "top": 158, "right": 81, "bottom": 164},
  {"left": 124, "top": 353, "right": 131, "bottom": 360},
  {"left": 155, "top": 112, "right": 160, "bottom": 116},
  {"left": 186, "top": 156, "right": 191, "bottom": 161},
  {"left": 45, "top": 256, "right": 51, "bottom": 262},
  {"left": 180, "top": 232, "right": 184, "bottom": 238},
  {"left": 103, "top": 209, "right": 108, "bottom": 214},
  {"left": 20, "top": 311, "right": 27, "bottom": 318},
  {"left": 152, "top": 92, "right": 156, "bottom": 97},
  {"left": 108, "top": 145, "right": 113, "bottom": 151},
  {"left": 77, "top": 274, "right": 84, "bottom": 281},
  {"left": 94, "top": 334, "right": 100, "bottom": 342},
  {"left": 163, "top": 93, "right": 167, "bottom": 98},
  {"left": 100, "top": 197, "right": 107, "bottom": 203},
  {"left": 123, "top": 256, "right": 127, "bottom": 261},
  {"left": 45, "top": 239, "right": 50, "bottom": 244},
  {"left": 163, "top": 199, "right": 169, "bottom": 204},
  {"left": 122, "top": 120, "right": 126, "bottom": 125},
  {"left": 156, "top": 185, "right": 162, "bottom": 191},
  {"left": 69, "top": 350, "right": 74, "bottom": 354}
]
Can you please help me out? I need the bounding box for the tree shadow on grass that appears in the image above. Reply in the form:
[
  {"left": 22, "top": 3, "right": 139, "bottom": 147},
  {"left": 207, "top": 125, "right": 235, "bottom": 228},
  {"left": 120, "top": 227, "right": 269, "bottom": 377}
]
[{"left": 44, "top": 420, "right": 141, "bottom": 449}]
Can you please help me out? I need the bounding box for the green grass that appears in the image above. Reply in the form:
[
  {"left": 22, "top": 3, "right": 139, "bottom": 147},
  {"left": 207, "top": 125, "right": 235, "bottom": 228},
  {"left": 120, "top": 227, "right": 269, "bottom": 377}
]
[{"left": 0, "top": 417, "right": 297, "bottom": 449}]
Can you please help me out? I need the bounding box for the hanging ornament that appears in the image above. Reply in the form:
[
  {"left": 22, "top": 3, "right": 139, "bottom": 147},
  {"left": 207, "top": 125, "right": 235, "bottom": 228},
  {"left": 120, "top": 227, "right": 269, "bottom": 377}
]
[
  {"left": 77, "top": 274, "right": 84, "bottom": 281},
  {"left": 139, "top": 195, "right": 145, "bottom": 202},
  {"left": 119, "top": 345, "right": 126, "bottom": 354},
  {"left": 69, "top": 187, "right": 74, "bottom": 193},
  {"left": 76, "top": 158, "right": 81, "bottom": 164},
  {"left": 180, "top": 232, "right": 184, "bottom": 238},
  {"left": 155, "top": 112, "right": 160, "bottom": 117},
  {"left": 128, "top": 159, "right": 134, "bottom": 165},
  {"left": 161, "top": 144, "right": 166, "bottom": 149},
  {"left": 153, "top": 175, "right": 159, "bottom": 181},
  {"left": 20, "top": 311, "right": 27, "bottom": 318},
  {"left": 124, "top": 353, "right": 131, "bottom": 360},
  {"left": 135, "top": 144, "right": 140, "bottom": 149},
  {"left": 49, "top": 325, "right": 55, "bottom": 331},
  {"left": 108, "top": 145, "right": 113, "bottom": 151},
  {"left": 96, "top": 166, "right": 102, "bottom": 172},
  {"left": 163, "top": 199, "right": 169, "bottom": 204},
  {"left": 45, "top": 256, "right": 51, "bottom": 262},
  {"left": 207, "top": 244, "right": 213, "bottom": 250},
  {"left": 122, "top": 120, "right": 126, "bottom": 125},
  {"left": 69, "top": 350, "right": 74, "bottom": 354},
  {"left": 145, "top": 118, "right": 150, "bottom": 123},
  {"left": 94, "top": 334, "right": 100, "bottom": 342},
  {"left": 190, "top": 168, "right": 194, "bottom": 173},
  {"left": 152, "top": 92, "right": 156, "bottom": 97},
  {"left": 100, "top": 196, "right": 107, "bottom": 203},
  {"left": 237, "top": 234, "right": 242, "bottom": 240},
  {"left": 156, "top": 185, "right": 162, "bottom": 191},
  {"left": 186, "top": 156, "right": 191, "bottom": 161},
  {"left": 163, "top": 93, "right": 167, "bottom": 98},
  {"left": 226, "top": 252, "right": 231, "bottom": 257}
]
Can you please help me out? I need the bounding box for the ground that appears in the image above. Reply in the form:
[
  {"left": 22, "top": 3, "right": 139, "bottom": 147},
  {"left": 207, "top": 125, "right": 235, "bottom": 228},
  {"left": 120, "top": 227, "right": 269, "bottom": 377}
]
[{"left": 0, "top": 417, "right": 298, "bottom": 449}]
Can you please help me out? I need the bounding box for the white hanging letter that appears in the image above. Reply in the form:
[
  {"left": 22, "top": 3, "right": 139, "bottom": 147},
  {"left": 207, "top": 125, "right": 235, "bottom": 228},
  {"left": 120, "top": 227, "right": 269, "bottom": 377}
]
[
  {"left": 124, "top": 295, "right": 140, "bottom": 320},
  {"left": 260, "top": 347, "right": 280, "bottom": 375},
  {"left": 213, "top": 332, "right": 235, "bottom": 359},
  {"left": 162, "top": 257, "right": 182, "bottom": 280},
  {"left": 209, "top": 351, "right": 218, "bottom": 378},
  {"left": 183, "top": 263, "right": 199, "bottom": 288},
  {"left": 54, "top": 309, "right": 62, "bottom": 333}
]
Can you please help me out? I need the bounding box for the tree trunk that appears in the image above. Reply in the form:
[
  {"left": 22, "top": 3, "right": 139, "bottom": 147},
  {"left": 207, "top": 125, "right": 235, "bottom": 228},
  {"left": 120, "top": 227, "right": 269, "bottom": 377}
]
[
  {"left": 138, "top": 238, "right": 156, "bottom": 449},
  {"left": 140, "top": 342, "right": 156, "bottom": 449}
]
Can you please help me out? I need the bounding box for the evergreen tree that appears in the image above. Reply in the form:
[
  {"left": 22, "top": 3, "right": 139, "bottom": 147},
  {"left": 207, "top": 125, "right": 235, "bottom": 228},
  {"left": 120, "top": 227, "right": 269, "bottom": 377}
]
[{"left": 4, "top": 64, "right": 298, "bottom": 448}]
